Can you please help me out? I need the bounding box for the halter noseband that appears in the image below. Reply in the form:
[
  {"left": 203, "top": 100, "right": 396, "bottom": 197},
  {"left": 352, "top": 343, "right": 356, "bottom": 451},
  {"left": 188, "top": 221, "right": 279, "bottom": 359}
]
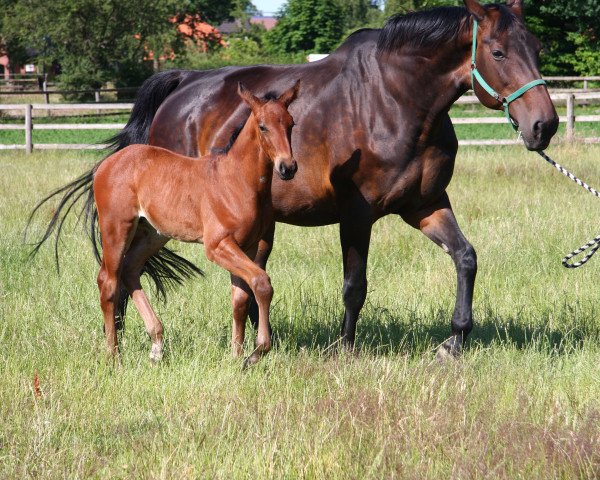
[{"left": 471, "top": 19, "right": 547, "bottom": 131}]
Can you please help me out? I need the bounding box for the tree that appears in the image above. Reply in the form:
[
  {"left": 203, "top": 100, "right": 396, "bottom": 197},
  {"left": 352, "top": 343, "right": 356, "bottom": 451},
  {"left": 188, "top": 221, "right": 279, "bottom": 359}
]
[
  {"left": 339, "top": 0, "right": 384, "bottom": 32},
  {"left": 0, "top": 0, "right": 251, "bottom": 93},
  {"left": 264, "top": 0, "right": 345, "bottom": 54},
  {"left": 526, "top": 1, "right": 600, "bottom": 76},
  {"left": 384, "top": 0, "right": 461, "bottom": 15}
]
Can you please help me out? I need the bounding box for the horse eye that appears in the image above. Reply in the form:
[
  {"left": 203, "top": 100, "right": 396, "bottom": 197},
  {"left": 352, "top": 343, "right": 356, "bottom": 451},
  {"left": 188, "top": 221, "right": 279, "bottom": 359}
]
[
  {"left": 259, "top": 124, "right": 268, "bottom": 133},
  {"left": 492, "top": 50, "right": 505, "bottom": 60}
]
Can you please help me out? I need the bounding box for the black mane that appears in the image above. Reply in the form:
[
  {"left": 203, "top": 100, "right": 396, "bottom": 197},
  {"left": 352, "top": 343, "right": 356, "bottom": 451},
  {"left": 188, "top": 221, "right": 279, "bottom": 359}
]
[
  {"left": 377, "top": 4, "right": 516, "bottom": 54},
  {"left": 212, "top": 93, "right": 279, "bottom": 155}
]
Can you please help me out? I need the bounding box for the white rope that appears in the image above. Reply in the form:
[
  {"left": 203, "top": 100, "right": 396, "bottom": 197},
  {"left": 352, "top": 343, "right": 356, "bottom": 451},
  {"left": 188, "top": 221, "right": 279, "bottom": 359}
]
[{"left": 537, "top": 150, "right": 600, "bottom": 268}]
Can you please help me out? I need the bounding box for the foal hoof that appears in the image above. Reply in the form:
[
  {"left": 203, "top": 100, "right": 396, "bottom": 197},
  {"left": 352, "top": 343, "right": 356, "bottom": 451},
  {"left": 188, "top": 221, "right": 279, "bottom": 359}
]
[
  {"left": 435, "top": 337, "right": 461, "bottom": 363},
  {"left": 242, "top": 353, "right": 261, "bottom": 370},
  {"left": 149, "top": 342, "right": 164, "bottom": 364}
]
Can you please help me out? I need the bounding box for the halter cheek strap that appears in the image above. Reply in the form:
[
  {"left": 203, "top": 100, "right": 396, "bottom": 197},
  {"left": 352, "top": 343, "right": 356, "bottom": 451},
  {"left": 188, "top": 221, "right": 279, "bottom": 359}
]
[{"left": 471, "top": 19, "right": 547, "bottom": 131}]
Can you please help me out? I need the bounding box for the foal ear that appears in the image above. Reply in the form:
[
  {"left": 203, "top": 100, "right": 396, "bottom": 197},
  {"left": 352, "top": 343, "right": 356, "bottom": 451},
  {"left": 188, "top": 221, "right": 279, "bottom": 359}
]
[
  {"left": 464, "top": 0, "right": 486, "bottom": 22},
  {"left": 278, "top": 80, "right": 301, "bottom": 108},
  {"left": 505, "top": 0, "right": 523, "bottom": 18},
  {"left": 238, "top": 82, "right": 263, "bottom": 110}
]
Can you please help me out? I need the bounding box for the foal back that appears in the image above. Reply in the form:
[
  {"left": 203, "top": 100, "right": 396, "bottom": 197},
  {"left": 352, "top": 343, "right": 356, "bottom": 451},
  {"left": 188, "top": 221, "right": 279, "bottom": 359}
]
[{"left": 94, "top": 144, "right": 209, "bottom": 243}]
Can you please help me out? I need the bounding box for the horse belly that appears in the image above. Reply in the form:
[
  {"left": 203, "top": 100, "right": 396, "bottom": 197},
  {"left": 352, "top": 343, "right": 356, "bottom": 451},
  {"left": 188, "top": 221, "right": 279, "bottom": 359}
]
[
  {"left": 271, "top": 174, "right": 339, "bottom": 226},
  {"left": 138, "top": 194, "right": 204, "bottom": 243}
]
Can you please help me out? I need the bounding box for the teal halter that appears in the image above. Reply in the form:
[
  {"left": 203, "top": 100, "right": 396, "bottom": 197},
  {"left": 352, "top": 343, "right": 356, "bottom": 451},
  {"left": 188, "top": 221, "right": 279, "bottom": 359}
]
[{"left": 471, "top": 19, "right": 547, "bottom": 131}]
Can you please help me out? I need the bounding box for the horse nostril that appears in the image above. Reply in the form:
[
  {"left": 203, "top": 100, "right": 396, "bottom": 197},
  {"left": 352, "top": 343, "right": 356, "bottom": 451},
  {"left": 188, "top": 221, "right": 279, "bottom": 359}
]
[{"left": 533, "top": 120, "right": 543, "bottom": 136}]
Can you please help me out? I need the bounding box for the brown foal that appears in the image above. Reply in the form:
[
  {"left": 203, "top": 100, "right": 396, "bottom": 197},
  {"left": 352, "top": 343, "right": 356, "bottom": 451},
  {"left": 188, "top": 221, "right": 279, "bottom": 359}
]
[{"left": 93, "top": 82, "right": 299, "bottom": 365}]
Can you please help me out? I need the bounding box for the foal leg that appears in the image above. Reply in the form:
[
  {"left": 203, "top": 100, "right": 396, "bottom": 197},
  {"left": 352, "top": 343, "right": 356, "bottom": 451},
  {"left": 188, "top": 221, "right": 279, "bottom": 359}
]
[
  {"left": 401, "top": 193, "right": 477, "bottom": 359},
  {"left": 245, "top": 223, "right": 275, "bottom": 332},
  {"left": 207, "top": 237, "right": 273, "bottom": 366},
  {"left": 97, "top": 217, "right": 138, "bottom": 359},
  {"left": 230, "top": 274, "right": 252, "bottom": 357},
  {"left": 121, "top": 226, "right": 169, "bottom": 363}
]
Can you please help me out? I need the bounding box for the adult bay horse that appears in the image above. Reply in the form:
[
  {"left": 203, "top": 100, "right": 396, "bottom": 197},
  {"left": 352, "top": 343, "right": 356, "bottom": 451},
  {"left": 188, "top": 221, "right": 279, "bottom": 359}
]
[
  {"left": 94, "top": 83, "right": 298, "bottom": 364},
  {"left": 33, "top": 0, "right": 558, "bottom": 358}
]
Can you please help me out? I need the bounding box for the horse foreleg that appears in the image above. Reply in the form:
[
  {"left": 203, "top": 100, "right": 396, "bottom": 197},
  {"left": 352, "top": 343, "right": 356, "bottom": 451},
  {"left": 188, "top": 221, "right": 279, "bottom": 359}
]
[
  {"left": 207, "top": 237, "right": 273, "bottom": 366},
  {"left": 339, "top": 200, "right": 373, "bottom": 350},
  {"left": 230, "top": 275, "right": 252, "bottom": 357},
  {"left": 401, "top": 193, "right": 477, "bottom": 359}
]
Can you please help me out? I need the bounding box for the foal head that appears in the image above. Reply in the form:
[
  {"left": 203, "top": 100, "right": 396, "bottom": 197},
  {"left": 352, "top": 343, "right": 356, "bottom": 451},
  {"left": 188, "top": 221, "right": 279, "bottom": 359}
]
[
  {"left": 465, "top": 0, "right": 558, "bottom": 151},
  {"left": 238, "top": 81, "right": 300, "bottom": 181}
]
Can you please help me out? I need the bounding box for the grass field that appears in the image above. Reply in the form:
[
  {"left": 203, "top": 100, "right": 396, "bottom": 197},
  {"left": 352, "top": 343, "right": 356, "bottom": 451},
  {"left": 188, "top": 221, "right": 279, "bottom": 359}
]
[{"left": 2, "top": 145, "right": 600, "bottom": 478}]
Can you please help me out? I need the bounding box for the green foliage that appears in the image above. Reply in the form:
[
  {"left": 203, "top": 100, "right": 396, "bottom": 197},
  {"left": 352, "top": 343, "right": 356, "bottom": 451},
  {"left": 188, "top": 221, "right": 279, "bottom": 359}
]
[
  {"left": 339, "top": 0, "right": 385, "bottom": 32},
  {"left": 525, "top": 2, "right": 600, "bottom": 76},
  {"left": 384, "top": 0, "right": 461, "bottom": 15},
  {"left": 265, "top": 0, "right": 345, "bottom": 54},
  {"left": 0, "top": 0, "right": 250, "bottom": 96}
]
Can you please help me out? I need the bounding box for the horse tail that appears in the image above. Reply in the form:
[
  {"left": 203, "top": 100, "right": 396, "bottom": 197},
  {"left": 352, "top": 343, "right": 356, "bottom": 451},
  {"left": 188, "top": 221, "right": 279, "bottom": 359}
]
[
  {"left": 28, "top": 69, "right": 202, "bottom": 322},
  {"left": 105, "top": 69, "right": 191, "bottom": 153}
]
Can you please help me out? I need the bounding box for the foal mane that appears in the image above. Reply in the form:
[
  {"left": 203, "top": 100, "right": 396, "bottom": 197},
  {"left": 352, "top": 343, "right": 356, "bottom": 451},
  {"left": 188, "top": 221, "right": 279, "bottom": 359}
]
[{"left": 376, "top": 4, "right": 516, "bottom": 55}]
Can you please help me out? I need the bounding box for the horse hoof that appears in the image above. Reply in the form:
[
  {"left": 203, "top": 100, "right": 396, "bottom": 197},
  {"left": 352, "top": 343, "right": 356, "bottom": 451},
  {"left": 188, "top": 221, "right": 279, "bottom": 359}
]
[{"left": 435, "top": 337, "right": 461, "bottom": 363}]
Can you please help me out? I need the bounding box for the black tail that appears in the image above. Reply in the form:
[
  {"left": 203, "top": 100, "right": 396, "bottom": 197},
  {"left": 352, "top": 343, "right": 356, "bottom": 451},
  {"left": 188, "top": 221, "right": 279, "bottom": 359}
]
[
  {"left": 105, "top": 69, "right": 191, "bottom": 153},
  {"left": 28, "top": 69, "right": 202, "bottom": 324}
]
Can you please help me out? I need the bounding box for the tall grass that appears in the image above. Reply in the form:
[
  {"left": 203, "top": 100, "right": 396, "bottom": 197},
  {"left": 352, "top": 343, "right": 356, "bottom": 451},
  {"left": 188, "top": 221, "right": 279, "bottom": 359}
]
[{"left": 2, "top": 145, "right": 600, "bottom": 478}]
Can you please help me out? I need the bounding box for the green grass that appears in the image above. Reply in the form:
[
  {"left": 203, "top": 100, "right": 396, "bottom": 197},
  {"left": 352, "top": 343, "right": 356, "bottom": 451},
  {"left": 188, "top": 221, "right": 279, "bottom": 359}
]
[{"left": 2, "top": 146, "right": 600, "bottom": 478}]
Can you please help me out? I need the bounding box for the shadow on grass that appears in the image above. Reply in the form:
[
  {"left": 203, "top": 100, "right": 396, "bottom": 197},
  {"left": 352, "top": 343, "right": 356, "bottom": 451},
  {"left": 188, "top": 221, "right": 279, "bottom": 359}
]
[
  {"left": 139, "top": 299, "right": 600, "bottom": 361},
  {"left": 267, "top": 301, "right": 600, "bottom": 357}
]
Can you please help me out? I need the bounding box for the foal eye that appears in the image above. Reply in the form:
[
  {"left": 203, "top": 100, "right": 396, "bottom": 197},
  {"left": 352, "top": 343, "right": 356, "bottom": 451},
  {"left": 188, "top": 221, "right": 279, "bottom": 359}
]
[
  {"left": 492, "top": 50, "right": 505, "bottom": 60},
  {"left": 259, "top": 124, "right": 268, "bottom": 133}
]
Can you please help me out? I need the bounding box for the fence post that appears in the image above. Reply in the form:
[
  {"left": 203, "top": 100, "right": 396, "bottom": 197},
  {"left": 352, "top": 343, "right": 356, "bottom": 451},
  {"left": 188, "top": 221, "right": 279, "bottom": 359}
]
[
  {"left": 584, "top": 79, "right": 589, "bottom": 91},
  {"left": 566, "top": 94, "right": 575, "bottom": 142},
  {"left": 95, "top": 90, "right": 101, "bottom": 115},
  {"left": 25, "top": 104, "right": 33, "bottom": 154}
]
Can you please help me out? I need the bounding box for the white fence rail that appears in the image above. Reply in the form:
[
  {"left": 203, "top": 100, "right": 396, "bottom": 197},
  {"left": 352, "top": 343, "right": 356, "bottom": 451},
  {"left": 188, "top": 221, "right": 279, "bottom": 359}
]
[{"left": 0, "top": 94, "right": 599, "bottom": 153}]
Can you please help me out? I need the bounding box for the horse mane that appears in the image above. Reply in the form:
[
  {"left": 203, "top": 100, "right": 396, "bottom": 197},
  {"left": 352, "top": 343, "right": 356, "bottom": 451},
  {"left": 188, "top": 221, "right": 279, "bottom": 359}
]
[
  {"left": 376, "top": 5, "right": 516, "bottom": 54},
  {"left": 213, "top": 91, "right": 281, "bottom": 155}
]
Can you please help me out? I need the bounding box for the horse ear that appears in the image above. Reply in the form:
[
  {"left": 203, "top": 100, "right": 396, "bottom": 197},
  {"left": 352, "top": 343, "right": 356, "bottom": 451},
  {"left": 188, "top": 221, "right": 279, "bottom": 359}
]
[
  {"left": 464, "top": 0, "right": 486, "bottom": 21},
  {"left": 278, "top": 80, "right": 300, "bottom": 108},
  {"left": 506, "top": 0, "right": 523, "bottom": 18},
  {"left": 238, "top": 82, "right": 262, "bottom": 110}
]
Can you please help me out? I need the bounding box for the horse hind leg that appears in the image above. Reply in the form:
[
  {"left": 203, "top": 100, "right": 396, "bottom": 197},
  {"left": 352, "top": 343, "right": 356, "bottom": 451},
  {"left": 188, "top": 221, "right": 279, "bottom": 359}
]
[
  {"left": 97, "top": 217, "right": 138, "bottom": 360},
  {"left": 121, "top": 226, "right": 169, "bottom": 363},
  {"left": 401, "top": 194, "right": 477, "bottom": 360}
]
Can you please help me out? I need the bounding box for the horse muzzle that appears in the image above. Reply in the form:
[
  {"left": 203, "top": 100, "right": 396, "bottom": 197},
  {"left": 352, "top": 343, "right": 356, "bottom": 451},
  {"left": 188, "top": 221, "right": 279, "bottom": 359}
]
[
  {"left": 276, "top": 159, "right": 298, "bottom": 181},
  {"left": 521, "top": 113, "right": 559, "bottom": 151}
]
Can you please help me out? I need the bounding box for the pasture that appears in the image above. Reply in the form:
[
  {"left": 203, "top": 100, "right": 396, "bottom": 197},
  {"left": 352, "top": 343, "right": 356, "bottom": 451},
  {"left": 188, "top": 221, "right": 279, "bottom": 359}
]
[{"left": 2, "top": 144, "right": 600, "bottom": 478}]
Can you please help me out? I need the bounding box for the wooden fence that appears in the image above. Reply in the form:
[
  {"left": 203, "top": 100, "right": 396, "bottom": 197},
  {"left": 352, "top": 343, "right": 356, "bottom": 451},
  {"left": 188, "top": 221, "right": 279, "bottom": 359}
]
[{"left": 0, "top": 92, "right": 599, "bottom": 153}]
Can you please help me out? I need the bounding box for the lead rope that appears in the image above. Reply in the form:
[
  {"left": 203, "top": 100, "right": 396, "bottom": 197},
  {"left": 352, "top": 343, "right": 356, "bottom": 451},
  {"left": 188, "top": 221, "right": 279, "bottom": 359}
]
[{"left": 534, "top": 150, "right": 600, "bottom": 268}]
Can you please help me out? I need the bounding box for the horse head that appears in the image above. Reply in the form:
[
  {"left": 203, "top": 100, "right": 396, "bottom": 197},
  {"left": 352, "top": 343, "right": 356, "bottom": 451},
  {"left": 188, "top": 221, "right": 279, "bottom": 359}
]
[{"left": 465, "top": 0, "right": 558, "bottom": 150}]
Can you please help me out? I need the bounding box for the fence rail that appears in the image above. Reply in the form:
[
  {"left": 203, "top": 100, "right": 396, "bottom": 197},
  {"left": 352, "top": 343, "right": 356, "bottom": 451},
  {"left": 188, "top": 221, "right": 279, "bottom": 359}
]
[{"left": 0, "top": 93, "right": 599, "bottom": 153}]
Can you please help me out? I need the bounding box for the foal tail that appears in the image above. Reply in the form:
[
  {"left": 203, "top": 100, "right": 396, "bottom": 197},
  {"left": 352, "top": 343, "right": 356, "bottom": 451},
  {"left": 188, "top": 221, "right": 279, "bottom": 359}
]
[{"left": 27, "top": 69, "right": 202, "bottom": 320}]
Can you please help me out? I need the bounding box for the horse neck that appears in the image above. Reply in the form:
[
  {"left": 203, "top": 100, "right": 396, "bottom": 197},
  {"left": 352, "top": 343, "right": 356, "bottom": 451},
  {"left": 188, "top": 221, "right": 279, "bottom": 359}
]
[
  {"left": 378, "top": 21, "right": 473, "bottom": 118},
  {"left": 226, "top": 113, "right": 271, "bottom": 177}
]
